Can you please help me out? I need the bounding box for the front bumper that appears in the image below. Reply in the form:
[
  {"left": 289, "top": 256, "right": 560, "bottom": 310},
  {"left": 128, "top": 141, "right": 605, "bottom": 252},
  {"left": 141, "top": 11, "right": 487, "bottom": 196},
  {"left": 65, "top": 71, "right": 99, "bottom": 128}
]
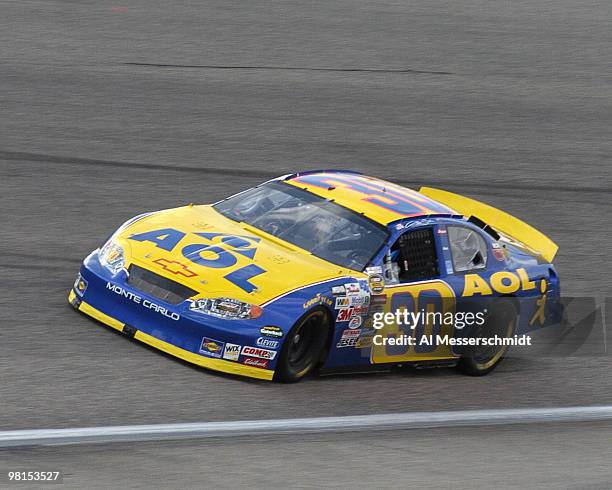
[
  {"left": 69, "top": 290, "right": 274, "bottom": 380},
  {"left": 68, "top": 253, "right": 276, "bottom": 381}
]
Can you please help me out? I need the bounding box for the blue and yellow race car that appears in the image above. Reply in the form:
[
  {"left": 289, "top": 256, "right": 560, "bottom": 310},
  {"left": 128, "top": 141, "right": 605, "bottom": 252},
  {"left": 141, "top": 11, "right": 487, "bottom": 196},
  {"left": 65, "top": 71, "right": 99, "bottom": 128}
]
[{"left": 69, "top": 170, "right": 561, "bottom": 382}]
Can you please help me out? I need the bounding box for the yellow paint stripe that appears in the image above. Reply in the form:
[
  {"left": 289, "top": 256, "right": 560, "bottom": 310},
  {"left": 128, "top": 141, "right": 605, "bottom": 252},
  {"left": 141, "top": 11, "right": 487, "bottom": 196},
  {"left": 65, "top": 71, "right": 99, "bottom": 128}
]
[
  {"left": 68, "top": 293, "right": 274, "bottom": 381},
  {"left": 79, "top": 300, "right": 125, "bottom": 332},
  {"left": 134, "top": 330, "right": 274, "bottom": 381}
]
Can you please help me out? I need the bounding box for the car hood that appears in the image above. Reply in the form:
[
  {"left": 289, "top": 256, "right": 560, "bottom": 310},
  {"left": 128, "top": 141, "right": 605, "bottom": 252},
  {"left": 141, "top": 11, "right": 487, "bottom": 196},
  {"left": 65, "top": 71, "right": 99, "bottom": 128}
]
[{"left": 114, "top": 204, "right": 355, "bottom": 305}]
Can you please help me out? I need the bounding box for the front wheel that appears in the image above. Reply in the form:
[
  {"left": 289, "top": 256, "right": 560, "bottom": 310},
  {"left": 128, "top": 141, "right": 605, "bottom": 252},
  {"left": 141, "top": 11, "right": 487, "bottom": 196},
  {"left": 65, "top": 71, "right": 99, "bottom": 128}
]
[
  {"left": 274, "top": 308, "right": 331, "bottom": 383},
  {"left": 458, "top": 298, "right": 517, "bottom": 376}
]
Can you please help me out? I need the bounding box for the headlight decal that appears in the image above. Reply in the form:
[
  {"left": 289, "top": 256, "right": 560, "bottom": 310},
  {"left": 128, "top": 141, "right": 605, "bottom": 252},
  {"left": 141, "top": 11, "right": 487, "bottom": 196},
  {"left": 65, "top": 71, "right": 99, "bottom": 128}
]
[
  {"left": 99, "top": 240, "right": 125, "bottom": 275},
  {"left": 190, "top": 298, "right": 263, "bottom": 320}
]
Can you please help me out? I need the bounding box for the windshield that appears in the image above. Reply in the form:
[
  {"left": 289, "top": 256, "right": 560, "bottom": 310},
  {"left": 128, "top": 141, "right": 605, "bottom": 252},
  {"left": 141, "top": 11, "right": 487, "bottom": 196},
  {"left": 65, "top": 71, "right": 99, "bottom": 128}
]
[{"left": 214, "top": 181, "right": 389, "bottom": 271}]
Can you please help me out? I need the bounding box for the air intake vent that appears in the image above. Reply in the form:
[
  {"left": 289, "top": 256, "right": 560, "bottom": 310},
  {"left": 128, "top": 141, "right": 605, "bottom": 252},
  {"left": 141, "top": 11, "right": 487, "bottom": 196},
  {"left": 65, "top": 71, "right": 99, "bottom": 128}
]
[
  {"left": 127, "top": 264, "right": 197, "bottom": 305},
  {"left": 395, "top": 227, "right": 439, "bottom": 282}
]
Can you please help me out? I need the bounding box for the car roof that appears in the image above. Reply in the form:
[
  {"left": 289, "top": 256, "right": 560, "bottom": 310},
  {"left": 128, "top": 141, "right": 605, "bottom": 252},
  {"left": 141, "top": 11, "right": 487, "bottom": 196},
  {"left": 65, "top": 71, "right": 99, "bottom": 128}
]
[{"left": 281, "top": 170, "right": 457, "bottom": 225}]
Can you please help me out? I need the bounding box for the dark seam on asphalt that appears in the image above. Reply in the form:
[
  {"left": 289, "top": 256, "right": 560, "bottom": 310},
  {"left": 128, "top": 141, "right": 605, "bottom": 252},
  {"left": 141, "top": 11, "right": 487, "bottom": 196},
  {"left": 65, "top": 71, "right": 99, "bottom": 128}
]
[
  {"left": 0, "top": 263, "right": 72, "bottom": 272},
  {"left": 2, "top": 150, "right": 610, "bottom": 196},
  {"left": 1, "top": 252, "right": 82, "bottom": 265},
  {"left": 123, "top": 63, "right": 454, "bottom": 76}
]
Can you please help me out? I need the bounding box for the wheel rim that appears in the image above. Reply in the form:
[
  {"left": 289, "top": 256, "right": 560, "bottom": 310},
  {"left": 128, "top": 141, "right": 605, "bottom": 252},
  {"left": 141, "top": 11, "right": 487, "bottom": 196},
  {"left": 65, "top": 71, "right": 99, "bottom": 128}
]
[
  {"left": 473, "top": 304, "right": 515, "bottom": 370},
  {"left": 287, "top": 314, "right": 319, "bottom": 366}
]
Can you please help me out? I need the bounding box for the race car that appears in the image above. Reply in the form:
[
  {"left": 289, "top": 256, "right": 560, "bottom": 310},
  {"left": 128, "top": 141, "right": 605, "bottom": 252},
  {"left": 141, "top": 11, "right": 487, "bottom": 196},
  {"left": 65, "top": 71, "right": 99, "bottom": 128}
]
[{"left": 69, "top": 170, "right": 561, "bottom": 382}]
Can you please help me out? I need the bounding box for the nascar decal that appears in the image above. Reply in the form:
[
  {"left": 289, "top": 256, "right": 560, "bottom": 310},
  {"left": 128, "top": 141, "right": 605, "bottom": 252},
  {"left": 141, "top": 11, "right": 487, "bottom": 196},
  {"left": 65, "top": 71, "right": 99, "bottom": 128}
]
[
  {"left": 368, "top": 273, "right": 385, "bottom": 294},
  {"left": 129, "top": 229, "right": 265, "bottom": 292},
  {"left": 199, "top": 337, "right": 225, "bottom": 358},
  {"left": 241, "top": 346, "right": 277, "bottom": 360},
  {"left": 105, "top": 282, "right": 180, "bottom": 320}
]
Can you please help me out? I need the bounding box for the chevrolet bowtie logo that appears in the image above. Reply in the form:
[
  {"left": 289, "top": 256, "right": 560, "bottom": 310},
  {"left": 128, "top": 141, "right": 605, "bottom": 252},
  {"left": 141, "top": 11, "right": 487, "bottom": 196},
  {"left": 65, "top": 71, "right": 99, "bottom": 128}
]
[{"left": 152, "top": 258, "right": 197, "bottom": 278}]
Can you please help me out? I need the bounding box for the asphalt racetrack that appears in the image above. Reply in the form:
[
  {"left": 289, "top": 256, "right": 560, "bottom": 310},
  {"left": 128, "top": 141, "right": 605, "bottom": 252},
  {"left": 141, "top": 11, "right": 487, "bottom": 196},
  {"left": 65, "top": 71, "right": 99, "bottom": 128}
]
[{"left": 1, "top": 0, "right": 611, "bottom": 486}]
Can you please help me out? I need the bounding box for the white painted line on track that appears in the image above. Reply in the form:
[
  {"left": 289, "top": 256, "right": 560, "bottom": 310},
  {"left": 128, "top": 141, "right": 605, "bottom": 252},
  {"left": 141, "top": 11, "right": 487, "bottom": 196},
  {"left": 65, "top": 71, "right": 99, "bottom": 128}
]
[{"left": 2, "top": 406, "right": 612, "bottom": 448}]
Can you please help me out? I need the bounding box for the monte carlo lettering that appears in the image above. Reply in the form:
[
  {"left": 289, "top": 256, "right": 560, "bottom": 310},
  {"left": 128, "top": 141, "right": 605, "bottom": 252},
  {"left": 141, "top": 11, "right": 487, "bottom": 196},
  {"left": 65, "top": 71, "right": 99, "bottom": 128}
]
[{"left": 106, "top": 282, "right": 180, "bottom": 320}]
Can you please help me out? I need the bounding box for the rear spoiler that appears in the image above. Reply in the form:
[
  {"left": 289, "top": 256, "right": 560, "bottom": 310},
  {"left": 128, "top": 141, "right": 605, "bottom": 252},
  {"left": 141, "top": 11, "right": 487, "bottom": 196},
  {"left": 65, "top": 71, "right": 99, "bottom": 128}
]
[{"left": 419, "top": 187, "right": 558, "bottom": 263}]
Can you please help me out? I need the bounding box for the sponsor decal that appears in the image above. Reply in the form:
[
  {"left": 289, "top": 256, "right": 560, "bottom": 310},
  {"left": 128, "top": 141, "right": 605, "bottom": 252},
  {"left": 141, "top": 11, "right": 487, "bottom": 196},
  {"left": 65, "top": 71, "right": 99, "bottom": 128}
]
[
  {"left": 348, "top": 316, "right": 362, "bottom": 329},
  {"left": 335, "top": 297, "right": 350, "bottom": 309},
  {"left": 365, "top": 266, "right": 383, "bottom": 275},
  {"left": 241, "top": 346, "right": 277, "bottom": 360},
  {"left": 74, "top": 274, "right": 88, "bottom": 296},
  {"left": 371, "top": 294, "right": 387, "bottom": 305},
  {"left": 106, "top": 282, "right": 180, "bottom": 320},
  {"left": 337, "top": 307, "right": 368, "bottom": 322},
  {"left": 349, "top": 295, "right": 370, "bottom": 307},
  {"left": 260, "top": 326, "right": 283, "bottom": 338},
  {"left": 445, "top": 260, "right": 454, "bottom": 274},
  {"left": 345, "top": 282, "right": 361, "bottom": 295},
  {"left": 437, "top": 227, "right": 447, "bottom": 234},
  {"left": 492, "top": 242, "right": 507, "bottom": 261},
  {"left": 222, "top": 343, "right": 241, "bottom": 361},
  {"left": 463, "top": 267, "right": 536, "bottom": 296},
  {"left": 336, "top": 294, "right": 369, "bottom": 309},
  {"left": 331, "top": 285, "right": 346, "bottom": 296},
  {"left": 303, "top": 292, "right": 333, "bottom": 309},
  {"left": 199, "top": 337, "right": 225, "bottom": 358},
  {"left": 242, "top": 357, "right": 269, "bottom": 369},
  {"left": 340, "top": 328, "right": 361, "bottom": 339},
  {"left": 356, "top": 335, "right": 374, "bottom": 349},
  {"left": 129, "top": 229, "right": 265, "bottom": 293},
  {"left": 337, "top": 308, "right": 353, "bottom": 322},
  {"left": 256, "top": 337, "right": 279, "bottom": 349},
  {"left": 152, "top": 258, "right": 197, "bottom": 278},
  {"left": 368, "top": 273, "right": 385, "bottom": 294},
  {"left": 337, "top": 337, "right": 358, "bottom": 348}
]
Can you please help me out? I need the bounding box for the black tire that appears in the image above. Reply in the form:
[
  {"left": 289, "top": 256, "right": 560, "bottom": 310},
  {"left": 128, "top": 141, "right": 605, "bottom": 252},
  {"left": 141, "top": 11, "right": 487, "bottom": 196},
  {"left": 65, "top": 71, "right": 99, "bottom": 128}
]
[
  {"left": 458, "top": 297, "right": 517, "bottom": 376},
  {"left": 274, "top": 307, "right": 331, "bottom": 383}
]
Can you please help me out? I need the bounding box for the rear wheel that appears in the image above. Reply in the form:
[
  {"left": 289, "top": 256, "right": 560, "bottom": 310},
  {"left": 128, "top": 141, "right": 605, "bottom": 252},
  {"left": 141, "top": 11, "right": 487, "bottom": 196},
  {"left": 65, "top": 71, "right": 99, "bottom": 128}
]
[
  {"left": 274, "top": 308, "right": 331, "bottom": 383},
  {"left": 458, "top": 298, "right": 517, "bottom": 376}
]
